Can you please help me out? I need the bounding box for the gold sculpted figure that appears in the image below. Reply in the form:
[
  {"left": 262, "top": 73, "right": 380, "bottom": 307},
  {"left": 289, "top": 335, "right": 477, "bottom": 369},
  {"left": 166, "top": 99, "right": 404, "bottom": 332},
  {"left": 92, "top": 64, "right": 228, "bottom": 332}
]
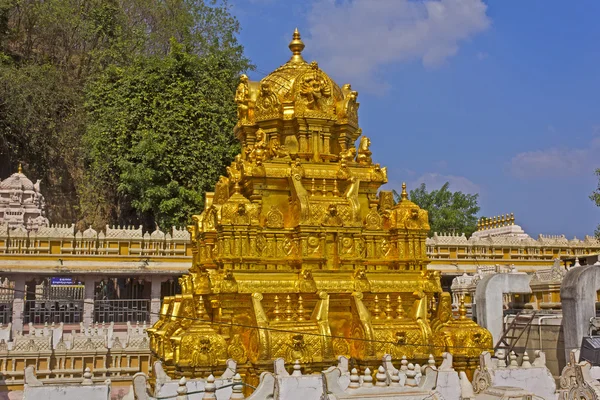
[
  {"left": 235, "top": 74, "right": 250, "bottom": 122},
  {"left": 249, "top": 129, "right": 268, "bottom": 165},
  {"left": 285, "top": 334, "right": 312, "bottom": 363},
  {"left": 337, "top": 83, "right": 359, "bottom": 123},
  {"left": 299, "top": 62, "right": 332, "bottom": 112},
  {"left": 339, "top": 146, "right": 356, "bottom": 164},
  {"left": 269, "top": 136, "right": 290, "bottom": 159},
  {"left": 256, "top": 81, "right": 280, "bottom": 115},
  {"left": 356, "top": 136, "right": 372, "bottom": 165},
  {"left": 322, "top": 204, "right": 344, "bottom": 227}
]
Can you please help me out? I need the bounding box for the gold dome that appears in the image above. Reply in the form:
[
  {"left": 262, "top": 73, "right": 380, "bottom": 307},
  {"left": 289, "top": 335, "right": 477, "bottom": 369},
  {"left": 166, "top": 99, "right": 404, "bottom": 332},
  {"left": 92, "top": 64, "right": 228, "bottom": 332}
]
[
  {"left": 234, "top": 29, "right": 360, "bottom": 153},
  {"left": 260, "top": 28, "right": 344, "bottom": 115}
]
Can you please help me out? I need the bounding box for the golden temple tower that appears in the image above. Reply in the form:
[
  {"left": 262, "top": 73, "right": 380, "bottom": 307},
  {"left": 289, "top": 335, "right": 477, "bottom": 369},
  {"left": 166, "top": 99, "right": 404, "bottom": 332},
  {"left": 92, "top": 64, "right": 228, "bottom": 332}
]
[{"left": 148, "top": 29, "right": 492, "bottom": 379}]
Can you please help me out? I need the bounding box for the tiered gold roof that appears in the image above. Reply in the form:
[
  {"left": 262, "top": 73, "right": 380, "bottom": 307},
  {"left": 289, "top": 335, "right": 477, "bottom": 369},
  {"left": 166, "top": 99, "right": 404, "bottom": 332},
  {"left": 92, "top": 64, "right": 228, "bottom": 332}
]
[{"left": 148, "top": 29, "right": 491, "bottom": 381}]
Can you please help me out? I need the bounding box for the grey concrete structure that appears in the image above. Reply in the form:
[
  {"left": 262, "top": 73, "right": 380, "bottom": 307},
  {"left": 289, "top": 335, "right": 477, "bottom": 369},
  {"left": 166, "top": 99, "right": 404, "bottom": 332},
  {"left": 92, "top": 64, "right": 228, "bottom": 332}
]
[
  {"left": 560, "top": 264, "right": 600, "bottom": 362},
  {"left": 475, "top": 273, "right": 532, "bottom": 345}
]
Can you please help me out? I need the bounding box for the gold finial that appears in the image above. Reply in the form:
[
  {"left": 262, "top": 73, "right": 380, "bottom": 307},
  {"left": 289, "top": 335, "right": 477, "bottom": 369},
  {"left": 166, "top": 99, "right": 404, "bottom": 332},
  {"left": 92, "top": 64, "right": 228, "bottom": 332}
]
[
  {"left": 273, "top": 295, "right": 281, "bottom": 321},
  {"left": 18, "top": 163, "right": 22, "bottom": 174},
  {"left": 333, "top": 179, "right": 339, "bottom": 197},
  {"left": 373, "top": 295, "right": 381, "bottom": 320},
  {"left": 459, "top": 295, "right": 467, "bottom": 320},
  {"left": 285, "top": 295, "right": 294, "bottom": 321},
  {"left": 385, "top": 294, "right": 393, "bottom": 320},
  {"left": 396, "top": 296, "right": 404, "bottom": 319},
  {"left": 297, "top": 295, "right": 305, "bottom": 321},
  {"left": 401, "top": 182, "right": 408, "bottom": 201},
  {"left": 197, "top": 296, "right": 209, "bottom": 321},
  {"left": 288, "top": 28, "right": 305, "bottom": 62}
]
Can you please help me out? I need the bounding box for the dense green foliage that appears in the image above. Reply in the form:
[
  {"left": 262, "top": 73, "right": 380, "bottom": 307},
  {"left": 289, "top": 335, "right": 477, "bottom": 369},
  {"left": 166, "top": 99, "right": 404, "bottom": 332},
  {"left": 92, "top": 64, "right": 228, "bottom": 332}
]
[
  {"left": 590, "top": 169, "right": 600, "bottom": 237},
  {"left": 83, "top": 41, "right": 240, "bottom": 229},
  {"left": 0, "top": 0, "right": 250, "bottom": 229},
  {"left": 394, "top": 182, "right": 480, "bottom": 237}
]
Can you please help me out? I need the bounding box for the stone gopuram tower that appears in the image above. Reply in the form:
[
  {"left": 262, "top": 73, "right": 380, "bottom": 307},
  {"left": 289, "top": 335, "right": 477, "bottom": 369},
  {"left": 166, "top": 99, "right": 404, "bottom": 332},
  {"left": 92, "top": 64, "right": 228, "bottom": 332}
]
[{"left": 148, "top": 29, "right": 492, "bottom": 380}]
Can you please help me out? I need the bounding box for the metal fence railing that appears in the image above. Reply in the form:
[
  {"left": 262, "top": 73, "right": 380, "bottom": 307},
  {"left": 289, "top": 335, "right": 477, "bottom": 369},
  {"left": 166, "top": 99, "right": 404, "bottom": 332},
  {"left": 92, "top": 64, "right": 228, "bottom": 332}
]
[
  {"left": 93, "top": 299, "right": 150, "bottom": 323},
  {"left": 23, "top": 300, "right": 83, "bottom": 324}
]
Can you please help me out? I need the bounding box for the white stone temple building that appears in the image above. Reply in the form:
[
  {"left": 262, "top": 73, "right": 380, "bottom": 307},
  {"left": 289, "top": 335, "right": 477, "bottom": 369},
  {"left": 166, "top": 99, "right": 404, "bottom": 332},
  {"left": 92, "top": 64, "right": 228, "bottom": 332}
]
[{"left": 0, "top": 165, "right": 49, "bottom": 231}]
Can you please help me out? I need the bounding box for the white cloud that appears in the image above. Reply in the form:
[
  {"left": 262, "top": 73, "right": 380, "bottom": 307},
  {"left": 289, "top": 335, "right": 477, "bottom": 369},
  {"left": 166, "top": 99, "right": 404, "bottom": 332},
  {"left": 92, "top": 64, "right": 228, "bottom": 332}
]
[
  {"left": 509, "top": 137, "right": 600, "bottom": 179},
  {"left": 304, "top": 0, "right": 490, "bottom": 90},
  {"left": 477, "top": 51, "right": 489, "bottom": 61},
  {"left": 409, "top": 172, "right": 481, "bottom": 194}
]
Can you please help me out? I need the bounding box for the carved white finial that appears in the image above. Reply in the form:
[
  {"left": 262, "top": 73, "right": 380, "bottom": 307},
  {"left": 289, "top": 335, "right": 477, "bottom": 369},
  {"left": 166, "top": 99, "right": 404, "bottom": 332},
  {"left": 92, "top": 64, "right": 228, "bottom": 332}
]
[
  {"left": 348, "top": 368, "right": 360, "bottom": 389},
  {"left": 496, "top": 349, "right": 507, "bottom": 368},
  {"left": 428, "top": 354, "right": 436, "bottom": 370},
  {"left": 176, "top": 377, "right": 188, "bottom": 400},
  {"left": 375, "top": 365, "right": 387, "bottom": 386},
  {"left": 400, "top": 356, "right": 408, "bottom": 371},
  {"left": 362, "top": 367, "right": 373, "bottom": 387},
  {"left": 521, "top": 352, "right": 532, "bottom": 368},
  {"left": 81, "top": 367, "right": 93, "bottom": 385},
  {"left": 292, "top": 360, "right": 302, "bottom": 377},
  {"left": 390, "top": 369, "right": 400, "bottom": 386},
  {"left": 509, "top": 351, "right": 518, "bottom": 369},
  {"left": 229, "top": 373, "right": 245, "bottom": 400},
  {"left": 405, "top": 363, "right": 417, "bottom": 387},
  {"left": 203, "top": 374, "right": 216, "bottom": 399}
]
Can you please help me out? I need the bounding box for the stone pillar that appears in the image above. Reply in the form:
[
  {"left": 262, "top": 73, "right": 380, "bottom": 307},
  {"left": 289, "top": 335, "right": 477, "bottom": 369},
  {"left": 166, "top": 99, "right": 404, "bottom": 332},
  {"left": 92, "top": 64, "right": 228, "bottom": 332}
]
[
  {"left": 150, "top": 276, "right": 163, "bottom": 324},
  {"left": 12, "top": 276, "right": 26, "bottom": 333},
  {"left": 561, "top": 265, "right": 600, "bottom": 364},
  {"left": 474, "top": 273, "right": 532, "bottom": 346},
  {"left": 83, "top": 276, "right": 96, "bottom": 327}
]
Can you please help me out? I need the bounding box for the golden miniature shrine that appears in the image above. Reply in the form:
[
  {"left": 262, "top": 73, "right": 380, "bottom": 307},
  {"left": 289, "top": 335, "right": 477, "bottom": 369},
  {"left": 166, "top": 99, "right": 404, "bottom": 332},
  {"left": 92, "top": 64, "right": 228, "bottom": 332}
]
[{"left": 148, "top": 29, "right": 492, "bottom": 380}]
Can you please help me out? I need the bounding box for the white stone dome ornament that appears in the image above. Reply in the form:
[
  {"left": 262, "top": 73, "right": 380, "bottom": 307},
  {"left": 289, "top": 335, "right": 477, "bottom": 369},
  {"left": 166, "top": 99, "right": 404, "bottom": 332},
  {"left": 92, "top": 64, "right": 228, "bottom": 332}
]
[{"left": 0, "top": 164, "right": 49, "bottom": 231}]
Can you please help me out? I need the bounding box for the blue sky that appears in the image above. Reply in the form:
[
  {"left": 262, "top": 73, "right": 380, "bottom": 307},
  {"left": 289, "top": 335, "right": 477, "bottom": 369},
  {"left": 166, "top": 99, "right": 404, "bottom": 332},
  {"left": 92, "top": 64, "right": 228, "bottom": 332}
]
[{"left": 231, "top": 0, "right": 600, "bottom": 239}]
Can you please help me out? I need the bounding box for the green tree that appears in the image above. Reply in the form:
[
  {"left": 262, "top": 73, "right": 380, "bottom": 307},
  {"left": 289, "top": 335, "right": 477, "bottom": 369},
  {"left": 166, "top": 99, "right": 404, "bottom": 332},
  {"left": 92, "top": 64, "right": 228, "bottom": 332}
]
[
  {"left": 0, "top": 0, "right": 250, "bottom": 226},
  {"left": 394, "top": 182, "right": 480, "bottom": 237},
  {"left": 590, "top": 169, "right": 600, "bottom": 237},
  {"left": 82, "top": 40, "right": 240, "bottom": 230}
]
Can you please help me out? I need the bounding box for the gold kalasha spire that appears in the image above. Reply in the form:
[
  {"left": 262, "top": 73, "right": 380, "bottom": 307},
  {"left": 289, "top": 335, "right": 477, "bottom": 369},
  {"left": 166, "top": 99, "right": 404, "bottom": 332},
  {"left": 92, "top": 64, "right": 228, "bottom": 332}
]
[
  {"left": 401, "top": 182, "right": 409, "bottom": 200},
  {"left": 18, "top": 163, "right": 22, "bottom": 174},
  {"left": 288, "top": 27, "right": 305, "bottom": 62}
]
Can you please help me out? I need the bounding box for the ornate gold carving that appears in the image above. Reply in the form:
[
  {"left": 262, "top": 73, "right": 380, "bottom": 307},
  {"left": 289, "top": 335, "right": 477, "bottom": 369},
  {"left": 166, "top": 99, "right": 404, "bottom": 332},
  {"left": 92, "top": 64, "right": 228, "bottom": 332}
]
[
  {"left": 296, "top": 62, "right": 333, "bottom": 114},
  {"left": 266, "top": 205, "right": 284, "bottom": 228},
  {"left": 297, "top": 269, "right": 317, "bottom": 292},
  {"left": 322, "top": 204, "right": 344, "bottom": 227},
  {"left": 379, "top": 191, "right": 395, "bottom": 211},
  {"left": 364, "top": 207, "right": 382, "bottom": 230},
  {"left": 370, "top": 163, "right": 387, "bottom": 183},
  {"left": 227, "top": 334, "right": 248, "bottom": 364},
  {"left": 255, "top": 81, "right": 281, "bottom": 120},
  {"left": 337, "top": 83, "right": 359, "bottom": 125}
]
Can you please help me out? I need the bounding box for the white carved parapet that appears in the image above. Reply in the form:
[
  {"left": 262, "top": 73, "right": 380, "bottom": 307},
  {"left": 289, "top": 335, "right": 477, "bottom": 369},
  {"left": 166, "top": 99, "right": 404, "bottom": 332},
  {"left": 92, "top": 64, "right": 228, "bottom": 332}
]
[
  {"left": 131, "top": 359, "right": 238, "bottom": 400},
  {"left": 472, "top": 350, "right": 557, "bottom": 400},
  {"left": 559, "top": 349, "right": 600, "bottom": 399},
  {"left": 23, "top": 366, "right": 111, "bottom": 399},
  {"left": 322, "top": 355, "right": 442, "bottom": 399}
]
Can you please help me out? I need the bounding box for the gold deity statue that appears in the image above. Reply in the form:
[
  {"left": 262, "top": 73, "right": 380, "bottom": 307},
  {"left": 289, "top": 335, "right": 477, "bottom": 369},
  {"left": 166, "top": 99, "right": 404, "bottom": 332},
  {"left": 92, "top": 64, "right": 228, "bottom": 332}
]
[{"left": 148, "top": 28, "right": 492, "bottom": 382}]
